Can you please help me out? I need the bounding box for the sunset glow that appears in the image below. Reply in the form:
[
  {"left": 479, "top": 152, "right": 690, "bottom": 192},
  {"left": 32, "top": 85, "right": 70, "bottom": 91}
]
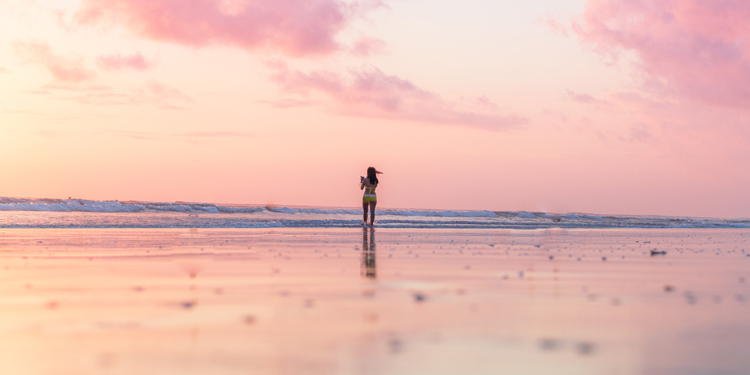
[{"left": 2, "top": 0, "right": 749, "bottom": 218}]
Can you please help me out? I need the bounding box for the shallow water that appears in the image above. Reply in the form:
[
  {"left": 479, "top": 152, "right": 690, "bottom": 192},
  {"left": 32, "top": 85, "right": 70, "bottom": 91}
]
[
  {"left": 2, "top": 204, "right": 750, "bottom": 229},
  {"left": 0, "top": 228, "right": 748, "bottom": 374}
]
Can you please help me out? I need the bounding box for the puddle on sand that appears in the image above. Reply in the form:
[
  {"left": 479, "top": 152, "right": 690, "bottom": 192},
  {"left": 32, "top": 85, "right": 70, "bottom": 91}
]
[{"left": 0, "top": 228, "right": 748, "bottom": 374}]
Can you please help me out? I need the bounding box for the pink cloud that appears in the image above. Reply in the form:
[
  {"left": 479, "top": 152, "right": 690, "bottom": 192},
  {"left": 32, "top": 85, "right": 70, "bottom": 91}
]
[
  {"left": 29, "top": 80, "right": 192, "bottom": 109},
  {"left": 74, "top": 0, "right": 384, "bottom": 57},
  {"left": 573, "top": 0, "right": 750, "bottom": 109},
  {"left": 350, "top": 36, "right": 387, "bottom": 56},
  {"left": 269, "top": 64, "right": 528, "bottom": 130},
  {"left": 565, "top": 90, "right": 612, "bottom": 107},
  {"left": 475, "top": 96, "right": 498, "bottom": 109},
  {"left": 561, "top": 85, "right": 750, "bottom": 148},
  {"left": 540, "top": 15, "right": 569, "bottom": 37},
  {"left": 566, "top": 90, "right": 598, "bottom": 104},
  {"left": 13, "top": 41, "right": 95, "bottom": 82},
  {"left": 141, "top": 81, "right": 193, "bottom": 104},
  {"left": 97, "top": 53, "right": 152, "bottom": 71}
]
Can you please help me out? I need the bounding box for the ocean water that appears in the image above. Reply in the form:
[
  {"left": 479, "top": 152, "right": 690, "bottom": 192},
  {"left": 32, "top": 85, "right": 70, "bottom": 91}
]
[{"left": 1, "top": 196, "right": 749, "bottom": 229}]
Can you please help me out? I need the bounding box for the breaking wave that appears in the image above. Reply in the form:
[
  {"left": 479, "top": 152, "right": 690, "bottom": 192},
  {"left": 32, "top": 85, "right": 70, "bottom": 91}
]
[{"left": 1, "top": 196, "right": 749, "bottom": 229}]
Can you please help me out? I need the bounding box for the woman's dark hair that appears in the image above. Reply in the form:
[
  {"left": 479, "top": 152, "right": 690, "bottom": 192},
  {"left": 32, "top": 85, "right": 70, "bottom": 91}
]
[{"left": 367, "top": 167, "right": 379, "bottom": 185}]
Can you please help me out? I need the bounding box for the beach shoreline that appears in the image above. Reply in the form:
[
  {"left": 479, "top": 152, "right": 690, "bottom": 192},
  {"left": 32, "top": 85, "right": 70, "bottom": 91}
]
[{"left": 1, "top": 227, "right": 748, "bottom": 374}]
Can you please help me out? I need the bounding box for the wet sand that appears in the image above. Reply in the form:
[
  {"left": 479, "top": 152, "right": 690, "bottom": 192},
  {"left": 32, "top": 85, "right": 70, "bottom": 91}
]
[{"left": 0, "top": 228, "right": 748, "bottom": 375}]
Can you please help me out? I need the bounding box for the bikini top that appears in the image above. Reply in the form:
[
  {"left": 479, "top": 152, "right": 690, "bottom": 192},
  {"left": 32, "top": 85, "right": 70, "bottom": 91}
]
[{"left": 365, "top": 183, "right": 377, "bottom": 195}]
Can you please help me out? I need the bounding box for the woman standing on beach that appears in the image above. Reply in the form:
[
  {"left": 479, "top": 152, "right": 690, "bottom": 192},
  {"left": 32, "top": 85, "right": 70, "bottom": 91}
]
[{"left": 361, "top": 167, "right": 382, "bottom": 226}]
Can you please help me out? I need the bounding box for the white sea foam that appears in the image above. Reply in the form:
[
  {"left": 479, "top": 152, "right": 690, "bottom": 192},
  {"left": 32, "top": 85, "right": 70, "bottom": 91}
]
[
  {"left": 0, "top": 197, "right": 264, "bottom": 214},
  {"left": 1, "top": 196, "right": 749, "bottom": 229},
  {"left": 0, "top": 197, "right": 496, "bottom": 217},
  {"left": 382, "top": 209, "right": 497, "bottom": 217}
]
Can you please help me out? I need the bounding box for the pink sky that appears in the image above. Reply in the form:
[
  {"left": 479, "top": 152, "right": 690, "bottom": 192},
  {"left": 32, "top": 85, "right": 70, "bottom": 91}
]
[{"left": 1, "top": 0, "right": 749, "bottom": 218}]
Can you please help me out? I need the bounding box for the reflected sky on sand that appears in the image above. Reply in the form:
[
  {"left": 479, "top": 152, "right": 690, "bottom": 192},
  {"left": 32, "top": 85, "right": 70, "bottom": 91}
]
[{"left": 0, "top": 228, "right": 749, "bottom": 375}]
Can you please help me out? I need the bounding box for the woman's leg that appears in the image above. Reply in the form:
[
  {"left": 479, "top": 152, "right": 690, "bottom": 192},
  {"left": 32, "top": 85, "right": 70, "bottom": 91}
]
[
  {"left": 369, "top": 201, "right": 377, "bottom": 225},
  {"left": 362, "top": 200, "right": 368, "bottom": 224}
]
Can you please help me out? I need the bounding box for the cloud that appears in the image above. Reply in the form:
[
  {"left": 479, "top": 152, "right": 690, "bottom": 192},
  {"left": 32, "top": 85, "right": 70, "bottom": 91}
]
[
  {"left": 140, "top": 80, "right": 193, "bottom": 104},
  {"left": 566, "top": 90, "right": 598, "bottom": 104},
  {"left": 73, "top": 0, "right": 385, "bottom": 57},
  {"left": 565, "top": 90, "right": 613, "bottom": 107},
  {"left": 561, "top": 84, "right": 750, "bottom": 149},
  {"left": 13, "top": 41, "right": 96, "bottom": 82},
  {"left": 350, "top": 36, "right": 387, "bottom": 56},
  {"left": 539, "top": 15, "right": 569, "bottom": 37},
  {"left": 28, "top": 80, "right": 192, "bottom": 109},
  {"left": 268, "top": 63, "right": 528, "bottom": 130},
  {"left": 572, "top": 0, "right": 750, "bottom": 109},
  {"left": 10, "top": 39, "right": 190, "bottom": 109},
  {"left": 97, "top": 52, "right": 152, "bottom": 71},
  {"left": 474, "top": 96, "right": 499, "bottom": 110}
]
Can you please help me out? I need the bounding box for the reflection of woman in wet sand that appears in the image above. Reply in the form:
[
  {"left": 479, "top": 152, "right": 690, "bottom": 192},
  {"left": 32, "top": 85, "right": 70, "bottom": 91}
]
[
  {"left": 361, "top": 227, "right": 376, "bottom": 279},
  {"left": 360, "top": 167, "right": 382, "bottom": 226}
]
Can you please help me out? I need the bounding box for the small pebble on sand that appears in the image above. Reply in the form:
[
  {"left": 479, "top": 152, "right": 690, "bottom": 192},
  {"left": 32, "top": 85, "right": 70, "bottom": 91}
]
[
  {"left": 539, "top": 338, "right": 562, "bottom": 351},
  {"left": 577, "top": 342, "right": 595, "bottom": 355}
]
